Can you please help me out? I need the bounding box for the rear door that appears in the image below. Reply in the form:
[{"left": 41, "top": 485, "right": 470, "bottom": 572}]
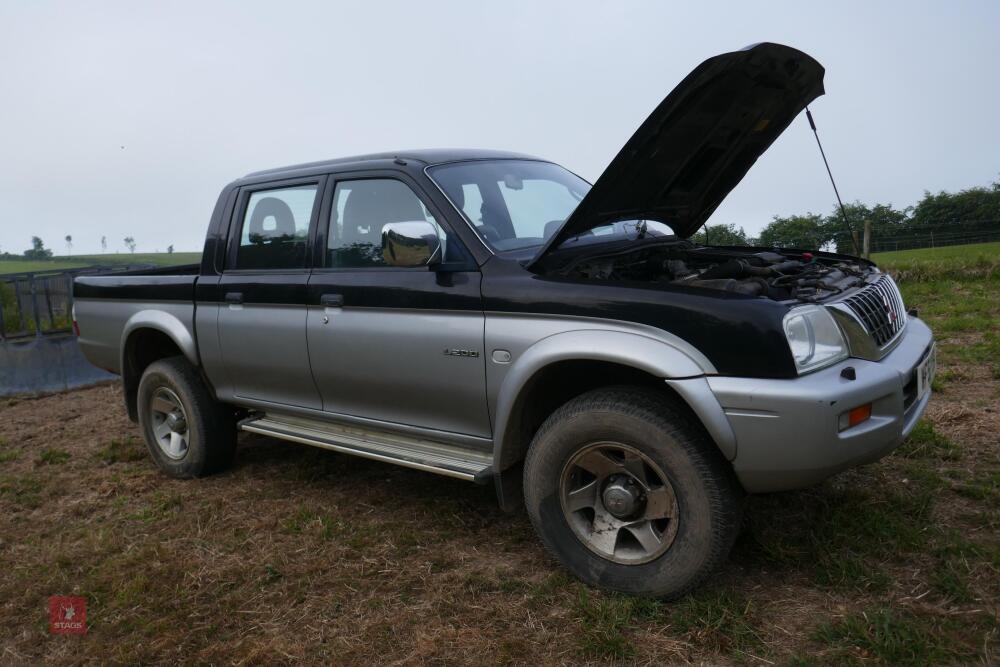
[
  {"left": 306, "top": 171, "right": 491, "bottom": 438},
  {"left": 217, "top": 177, "right": 324, "bottom": 409}
]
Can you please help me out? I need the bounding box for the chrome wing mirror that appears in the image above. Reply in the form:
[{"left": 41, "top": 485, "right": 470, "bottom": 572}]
[{"left": 381, "top": 221, "right": 442, "bottom": 267}]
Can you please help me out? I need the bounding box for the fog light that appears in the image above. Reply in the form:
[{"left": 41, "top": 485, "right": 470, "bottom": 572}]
[{"left": 839, "top": 403, "right": 872, "bottom": 431}]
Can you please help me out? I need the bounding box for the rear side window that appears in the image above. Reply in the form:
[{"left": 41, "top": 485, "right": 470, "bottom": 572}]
[
  {"left": 235, "top": 185, "right": 318, "bottom": 270},
  {"left": 326, "top": 179, "right": 444, "bottom": 268}
]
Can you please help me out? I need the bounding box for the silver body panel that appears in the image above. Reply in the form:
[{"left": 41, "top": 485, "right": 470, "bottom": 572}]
[
  {"left": 75, "top": 298, "right": 198, "bottom": 372},
  {"left": 705, "top": 317, "right": 934, "bottom": 493},
  {"left": 217, "top": 302, "right": 321, "bottom": 410},
  {"left": 75, "top": 284, "right": 933, "bottom": 495},
  {"left": 194, "top": 301, "right": 228, "bottom": 396},
  {"left": 484, "top": 312, "right": 717, "bottom": 469},
  {"left": 307, "top": 306, "right": 491, "bottom": 438}
]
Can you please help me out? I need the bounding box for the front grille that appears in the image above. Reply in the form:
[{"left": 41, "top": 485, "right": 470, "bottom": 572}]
[{"left": 842, "top": 275, "right": 907, "bottom": 347}]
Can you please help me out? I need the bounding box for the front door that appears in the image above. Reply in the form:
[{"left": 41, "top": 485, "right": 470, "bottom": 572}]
[
  {"left": 306, "top": 175, "right": 491, "bottom": 438},
  {"left": 217, "top": 179, "right": 323, "bottom": 410}
]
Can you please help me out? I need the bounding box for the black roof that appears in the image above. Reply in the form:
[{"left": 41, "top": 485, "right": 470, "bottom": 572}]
[{"left": 239, "top": 148, "right": 542, "bottom": 184}]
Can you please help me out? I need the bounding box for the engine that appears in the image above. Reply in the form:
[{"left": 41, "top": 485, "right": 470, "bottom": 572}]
[{"left": 557, "top": 243, "right": 873, "bottom": 302}]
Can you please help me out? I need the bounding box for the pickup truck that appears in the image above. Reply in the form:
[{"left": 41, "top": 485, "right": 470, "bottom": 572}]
[{"left": 74, "top": 43, "right": 935, "bottom": 599}]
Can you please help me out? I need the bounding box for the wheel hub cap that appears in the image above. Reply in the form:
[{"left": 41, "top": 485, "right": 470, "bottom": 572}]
[
  {"left": 166, "top": 412, "right": 187, "bottom": 433},
  {"left": 602, "top": 475, "right": 644, "bottom": 519},
  {"left": 559, "top": 441, "right": 680, "bottom": 565},
  {"left": 149, "top": 387, "right": 190, "bottom": 460}
]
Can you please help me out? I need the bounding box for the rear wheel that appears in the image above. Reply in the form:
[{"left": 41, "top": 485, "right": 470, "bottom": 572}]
[
  {"left": 137, "top": 356, "right": 236, "bottom": 478},
  {"left": 523, "top": 386, "right": 742, "bottom": 599}
]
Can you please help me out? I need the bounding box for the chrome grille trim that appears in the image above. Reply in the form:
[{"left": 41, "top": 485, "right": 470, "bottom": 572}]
[{"left": 840, "top": 275, "right": 907, "bottom": 348}]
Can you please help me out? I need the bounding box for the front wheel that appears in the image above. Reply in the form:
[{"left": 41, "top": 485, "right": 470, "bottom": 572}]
[
  {"left": 523, "top": 387, "right": 743, "bottom": 599},
  {"left": 136, "top": 356, "right": 236, "bottom": 478}
]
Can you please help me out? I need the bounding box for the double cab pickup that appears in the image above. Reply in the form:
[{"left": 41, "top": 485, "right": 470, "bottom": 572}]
[{"left": 74, "top": 43, "right": 935, "bottom": 598}]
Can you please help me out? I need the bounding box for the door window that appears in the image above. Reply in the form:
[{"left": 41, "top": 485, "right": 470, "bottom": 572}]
[
  {"left": 327, "top": 179, "right": 447, "bottom": 268},
  {"left": 235, "top": 185, "right": 318, "bottom": 270}
]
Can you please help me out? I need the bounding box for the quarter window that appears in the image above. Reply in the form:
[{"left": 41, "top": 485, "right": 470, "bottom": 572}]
[
  {"left": 235, "top": 185, "right": 317, "bottom": 270},
  {"left": 327, "top": 179, "right": 447, "bottom": 268}
]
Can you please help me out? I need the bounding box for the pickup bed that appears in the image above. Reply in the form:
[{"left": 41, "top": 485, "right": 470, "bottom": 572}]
[{"left": 74, "top": 43, "right": 935, "bottom": 598}]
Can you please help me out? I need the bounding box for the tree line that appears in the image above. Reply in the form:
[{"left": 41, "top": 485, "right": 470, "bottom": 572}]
[
  {"left": 4, "top": 179, "right": 999, "bottom": 260},
  {"left": 691, "top": 179, "right": 1000, "bottom": 253},
  {"left": 1, "top": 236, "right": 174, "bottom": 260}
]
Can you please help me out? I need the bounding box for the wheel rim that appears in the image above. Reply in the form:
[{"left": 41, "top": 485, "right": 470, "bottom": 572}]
[
  {"left": 559, "top": 441, "right": 679, "bottom": 565},
  {"left": 149, "top": 387, "right": 190, "bottom": 460}
]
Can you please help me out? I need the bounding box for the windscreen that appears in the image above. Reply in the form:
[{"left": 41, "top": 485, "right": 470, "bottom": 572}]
[{"left": 428, "top": 160, "right": 590, "bottom": 252}]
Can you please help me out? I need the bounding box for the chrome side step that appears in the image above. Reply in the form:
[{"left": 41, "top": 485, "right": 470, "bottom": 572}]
[{"left": 239, "top": 413, "right": 494, "bottom": 483}]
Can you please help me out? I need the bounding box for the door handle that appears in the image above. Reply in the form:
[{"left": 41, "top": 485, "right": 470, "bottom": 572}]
[
  {"left": 224, "top": 291, "right": 243, "bottom": 305},
  {"left": 320, "top": 293, "right": 344, "bottom": 308}
]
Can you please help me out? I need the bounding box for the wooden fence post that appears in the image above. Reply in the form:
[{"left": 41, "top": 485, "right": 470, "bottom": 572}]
[{"left": 862, "top": 219, "right": 871, "bottom": 259}]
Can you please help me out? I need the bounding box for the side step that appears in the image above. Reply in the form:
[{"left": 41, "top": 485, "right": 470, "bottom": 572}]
[{"left": 239, "top": 413, "right": 493, "bottom": 483}]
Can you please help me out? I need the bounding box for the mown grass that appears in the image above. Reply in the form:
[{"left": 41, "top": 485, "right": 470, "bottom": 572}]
[
  {"left": 0, "top": 252, "right": 201, "bottom": 274},
  {"left": 871, "top": 240, "right": 1000, "bottom": 265},
  {"left": 739, "top": 480, "right": 935, "bottom": 593},
  {"left": 812, "top": 607, "right": 992, "bottom": 665},
  {"left": 897, "top": 420, "right": 961, "bottom": 461},
  {"left": 0, "top": 437, "right": 16, "bottom": 463},
  {"left": 94, "top": 435, "right": 147, "bottom": 464},
  {"left": 668, "top": 588, "right": 766, "bottom": 660},
  {"left": 872, "top": 241, "right": 1000, "bottom": 282},
  {"left": 1, "top": 246, "right": 998, "bottom": 664},
  {"left": 0, "top": 473, "right": 46, "bottom": 509},
  {"left": 572, "top": 590, "right": 647, "bottom": 660},
  {"left": 35, "top": 448, "right": 71, "bottom": 465}
]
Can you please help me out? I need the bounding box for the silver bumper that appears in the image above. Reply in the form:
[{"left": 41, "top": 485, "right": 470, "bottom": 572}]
[{"left": 704, "top": 317, "right": 934, "bottom": 493}]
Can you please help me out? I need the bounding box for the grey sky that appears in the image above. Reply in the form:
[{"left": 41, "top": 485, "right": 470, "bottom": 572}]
[{"left": 1, "top": 1, "right": 997, "bottom": 255}]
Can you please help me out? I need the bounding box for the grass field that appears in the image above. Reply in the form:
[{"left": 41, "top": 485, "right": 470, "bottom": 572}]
[
  {"left": 872, "top": 241, "right": 1000, "bottom": 265},
  {"left": 0, "top": 243, "right": 997, "bottom": 664},
  {"left": 873, "top": 242, "right": 1000, "bottom": 282},
  {"left": 1, "top": 241, "right": 994, "bottom": 277},
  {"left": 0, "top": 252, "right": 201, "bottom": 275}
]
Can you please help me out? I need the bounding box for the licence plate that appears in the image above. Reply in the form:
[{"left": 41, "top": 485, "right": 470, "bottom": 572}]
[{"left": 916, "top": 343, "right": 937, "bottom": 400}]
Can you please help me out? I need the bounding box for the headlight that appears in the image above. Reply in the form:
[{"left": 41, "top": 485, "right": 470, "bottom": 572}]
[{"left": 783, "top": 305, "right": 849, "bottom": 374}]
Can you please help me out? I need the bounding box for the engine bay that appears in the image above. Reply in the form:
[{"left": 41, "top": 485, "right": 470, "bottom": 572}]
[{"left": 556, "top": 242, "right": 874, "bottom": 302}]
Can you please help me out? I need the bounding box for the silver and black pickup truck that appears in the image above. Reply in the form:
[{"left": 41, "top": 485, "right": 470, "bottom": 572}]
[{"left": 74, "top": 43, "right": 935, "bottom": 598}]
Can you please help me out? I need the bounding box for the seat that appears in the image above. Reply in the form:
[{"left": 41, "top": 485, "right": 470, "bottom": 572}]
[
  {"left": 336, "top": 181, "right": 432, "bottom": 266},
  {"left": 241, "top": 197, "right": 301, "bottom": 268}
]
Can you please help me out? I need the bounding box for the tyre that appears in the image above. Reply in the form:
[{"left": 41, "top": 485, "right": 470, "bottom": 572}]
[
  {"left": 523, "top": 386, "right": 742, "bottom": 599},
  {"left": 136, "top": 356, "right": 236, "bottom": 478}
]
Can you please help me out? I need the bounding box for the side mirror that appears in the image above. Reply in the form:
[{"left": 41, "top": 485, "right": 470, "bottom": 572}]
[{"left": 381, "top": 221, "right": 442, "bottom": 267}]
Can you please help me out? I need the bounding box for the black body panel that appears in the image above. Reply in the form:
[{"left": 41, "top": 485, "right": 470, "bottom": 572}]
[
  {"left": 533, "top": 43, "right": 824, "bottom": 265},
  {"left": 308, "top": 269, "right": 482, "bottom": 311},
  {"left": 74, "top": 274, "right": 197, "bottom": 301},
  {"left": 480, "top": 257, "right": 797, "bottom": 378},
  {"left": 74, "top": 43, "right": 838, "bottom": 382},
  {"left": 216, "top": 272, "right": 311, "bottom": 305}
]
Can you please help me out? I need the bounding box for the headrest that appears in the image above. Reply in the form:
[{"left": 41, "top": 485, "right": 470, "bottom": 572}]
[
  {"left": 342, "top": 180, "right": 425, "bottom": 229},
  {"left": 543, "top": 219, "right": 562, "bottom": 240},
  {"left": 248, "top": 197, "right": 296, "bottom": 242}
]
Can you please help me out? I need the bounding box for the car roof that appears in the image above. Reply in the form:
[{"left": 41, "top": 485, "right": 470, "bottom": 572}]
[{"left": 238, "top": 148, "right": 544, "bottom": 184}]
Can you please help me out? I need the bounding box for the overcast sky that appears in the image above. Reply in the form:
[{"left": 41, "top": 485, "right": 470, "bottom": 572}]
[{"left": 1, "top": 1, "right": 997, "bottom": 255}]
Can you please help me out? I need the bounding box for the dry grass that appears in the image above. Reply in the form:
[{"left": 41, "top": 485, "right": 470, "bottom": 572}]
[{"left": 1, "top": 276, "right": 998, "bottom": 664}]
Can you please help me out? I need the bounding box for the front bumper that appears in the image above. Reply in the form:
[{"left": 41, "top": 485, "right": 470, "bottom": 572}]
[{"left": 705, "top": 317, "right": 934, "bottom": 493}]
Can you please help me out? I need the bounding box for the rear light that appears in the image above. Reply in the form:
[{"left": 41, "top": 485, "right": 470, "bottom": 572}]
[
  {"left": 72, "top": 305, "right": 80, "bottom": 337},
  {"left": 838, "top": 403, "right": 872, "bottom": 431}
]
